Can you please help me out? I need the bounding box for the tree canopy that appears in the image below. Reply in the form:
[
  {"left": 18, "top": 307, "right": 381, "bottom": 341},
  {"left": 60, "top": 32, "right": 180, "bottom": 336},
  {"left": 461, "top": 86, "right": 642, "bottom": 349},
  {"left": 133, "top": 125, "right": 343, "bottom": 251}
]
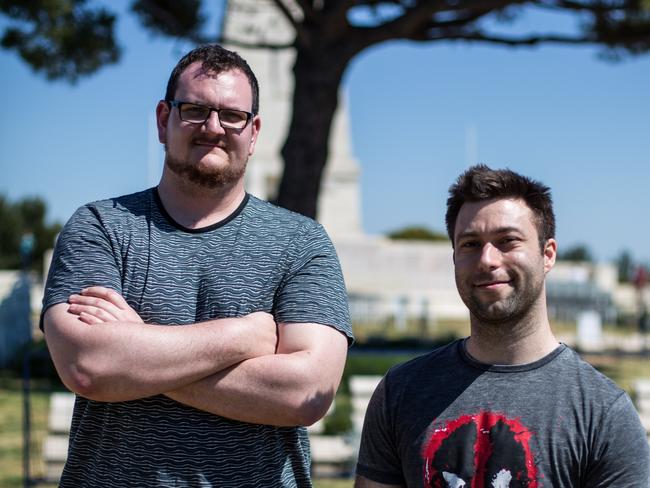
[
  {"left": 0, "top": 194, "right": 62, "bottom": 272},
  {"left": 557, "top": 243, "right": 594, "bottom": 262},
  {"left": 3, "top": 0, "right": 649, "bottom": 218},
  {"left": 387, "top": 225, "right": 448, "bottom": 242}
]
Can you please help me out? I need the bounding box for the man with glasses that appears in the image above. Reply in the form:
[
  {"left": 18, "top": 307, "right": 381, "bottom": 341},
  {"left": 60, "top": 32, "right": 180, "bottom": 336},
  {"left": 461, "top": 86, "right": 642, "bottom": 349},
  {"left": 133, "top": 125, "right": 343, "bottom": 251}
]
[
  {"left": 42, "top": 44, "right": 352, "bottom": 487},
  {"left": 355, "top": 165, "right": 649, "bottom": 487}
]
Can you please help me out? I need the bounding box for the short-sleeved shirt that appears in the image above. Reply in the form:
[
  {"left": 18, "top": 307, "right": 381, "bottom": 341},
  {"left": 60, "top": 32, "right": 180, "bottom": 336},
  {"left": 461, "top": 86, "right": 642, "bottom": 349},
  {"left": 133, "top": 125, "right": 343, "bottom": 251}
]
[
  {"left": 357, "top": 339, "right": 650, "bottom": 487},
  {"left": 42, "top": 189, "right": 353, "bottom": 487}
]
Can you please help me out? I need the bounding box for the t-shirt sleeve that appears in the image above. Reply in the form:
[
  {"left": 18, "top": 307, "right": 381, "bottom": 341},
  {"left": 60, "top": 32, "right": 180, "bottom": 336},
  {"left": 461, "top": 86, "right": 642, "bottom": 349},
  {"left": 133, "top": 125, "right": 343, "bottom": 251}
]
[
  {"left": 272, "top": 222, "right": 352, "bottom": 342},
  {"left": 585, "top": 392, "right": 650, "bottom": 487},
  {"left": 356, "top": 377, "right": 405, "bottom": 485},
  {"left": 40, "top": 204, "right": 123, "bottom": 330}
]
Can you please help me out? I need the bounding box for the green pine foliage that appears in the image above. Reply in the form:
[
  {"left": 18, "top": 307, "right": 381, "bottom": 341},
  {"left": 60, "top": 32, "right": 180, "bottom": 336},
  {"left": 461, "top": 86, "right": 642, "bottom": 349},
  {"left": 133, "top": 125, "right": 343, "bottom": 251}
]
[
  {"left": 387, "top": 226, "right": 449, "bottom": 242},
  {"left": 0, "top": 194, "right": 61, "bottom": 272}
]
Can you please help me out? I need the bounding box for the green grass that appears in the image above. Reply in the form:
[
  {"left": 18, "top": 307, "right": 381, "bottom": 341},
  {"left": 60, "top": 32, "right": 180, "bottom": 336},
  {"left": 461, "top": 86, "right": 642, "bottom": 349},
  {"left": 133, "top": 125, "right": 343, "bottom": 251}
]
[
  {"left": 351, "top": 318, "right": 636, "bottom": 347},
  {"left": 0, "top": 379, "right": 51, "bottom": 487},
  {"left": 0, "top": 337, "right": 646, "bottom": 487},
  {"left": 352, "top": 317, "right": 469, "bottom": 343},
  {"left": 314, "top": 479, "right": 354, "bottom": 488}
]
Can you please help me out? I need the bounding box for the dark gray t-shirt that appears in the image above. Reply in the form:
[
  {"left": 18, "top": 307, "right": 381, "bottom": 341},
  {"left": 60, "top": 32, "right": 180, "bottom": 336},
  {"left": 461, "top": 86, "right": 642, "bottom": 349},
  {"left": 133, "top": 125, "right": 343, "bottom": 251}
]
[
  {"left": 357, "top": 340, "right": 649, "bottom": 487},
  {"left": 42, "top": 189, "right": 353, "bottom": 487}
]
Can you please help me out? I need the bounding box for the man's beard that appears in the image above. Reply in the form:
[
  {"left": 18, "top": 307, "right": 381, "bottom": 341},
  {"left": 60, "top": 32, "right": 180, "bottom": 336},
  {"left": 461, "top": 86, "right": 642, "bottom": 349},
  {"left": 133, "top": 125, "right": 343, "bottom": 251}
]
[
  {"left": 459, "top": 270, "right": 545, "bottom": 326},
  {"left": 164, "top": 151, "right": 247, "bottom": 189}
]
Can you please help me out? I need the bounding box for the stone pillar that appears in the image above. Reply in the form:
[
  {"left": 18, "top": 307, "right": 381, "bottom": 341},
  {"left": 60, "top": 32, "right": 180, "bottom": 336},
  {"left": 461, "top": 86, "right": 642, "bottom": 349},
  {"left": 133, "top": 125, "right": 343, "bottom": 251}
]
[{"left": 222, "top": 0, "right": 364, "bottom": 239}]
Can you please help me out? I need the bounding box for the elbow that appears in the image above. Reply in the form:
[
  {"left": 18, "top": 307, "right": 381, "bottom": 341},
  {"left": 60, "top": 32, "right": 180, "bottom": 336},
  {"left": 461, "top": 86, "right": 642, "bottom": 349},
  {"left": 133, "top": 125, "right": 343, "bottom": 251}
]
[
  {"left": 291, "top": 388, "right": 336, "bottom": 427},
  {"left": 44, "top": 312, "right": 117, "bottom": 401},
  {"left": 55, "top": 357, "right": 114, "bottom": 401},
  {"left": 57, "top": 366, "right": 94, "bottom": 399},
  {"left": 296, "top": 407, "right": 327, "bottom": 428}
]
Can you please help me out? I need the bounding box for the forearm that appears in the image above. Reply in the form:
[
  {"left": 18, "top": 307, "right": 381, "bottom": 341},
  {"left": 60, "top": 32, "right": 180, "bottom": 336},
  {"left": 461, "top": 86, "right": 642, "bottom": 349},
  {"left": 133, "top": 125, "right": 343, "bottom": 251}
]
[
  {"left": 45, "top": 303, "right": 274, "bottom": 402},
  {"left": 167, "top": 352, "right": 333, "bottom": 426},
  {"left": 166, "top": 323, "right": 348, "bottom": 426}
]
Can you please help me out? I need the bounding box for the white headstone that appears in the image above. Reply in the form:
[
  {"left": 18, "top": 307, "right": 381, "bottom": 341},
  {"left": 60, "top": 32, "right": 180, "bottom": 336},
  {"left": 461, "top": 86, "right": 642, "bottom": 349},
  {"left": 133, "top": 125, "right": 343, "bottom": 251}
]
[{"left": 577, "top": 310, "right": 603, "bottom": 351}]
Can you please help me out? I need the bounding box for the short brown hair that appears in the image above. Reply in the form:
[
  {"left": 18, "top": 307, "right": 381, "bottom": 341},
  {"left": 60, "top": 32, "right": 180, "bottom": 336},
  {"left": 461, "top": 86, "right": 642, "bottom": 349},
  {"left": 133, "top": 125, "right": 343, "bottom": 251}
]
[
  {"left": 445, "top": 164, "right": 555, "bottom": 250},
  {"left": 164, "top": 44, "right": 259, "bottom": 114}
]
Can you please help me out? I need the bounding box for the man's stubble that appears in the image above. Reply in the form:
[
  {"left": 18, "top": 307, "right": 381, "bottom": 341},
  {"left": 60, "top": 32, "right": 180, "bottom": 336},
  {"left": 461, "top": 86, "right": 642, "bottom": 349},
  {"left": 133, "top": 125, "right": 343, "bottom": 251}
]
[{"left": 164, "top": 150, "right": 247, "bottom": 189}]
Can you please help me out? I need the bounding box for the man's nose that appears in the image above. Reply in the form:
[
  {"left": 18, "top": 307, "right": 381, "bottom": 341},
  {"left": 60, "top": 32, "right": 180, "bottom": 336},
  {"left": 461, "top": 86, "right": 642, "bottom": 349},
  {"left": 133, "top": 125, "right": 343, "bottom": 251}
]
[
  {"left": 202, "top": 110, "right": 225, "bottom": 134},
  {"left": 478, "top": 242, "right": 501, "bottom": 270}
]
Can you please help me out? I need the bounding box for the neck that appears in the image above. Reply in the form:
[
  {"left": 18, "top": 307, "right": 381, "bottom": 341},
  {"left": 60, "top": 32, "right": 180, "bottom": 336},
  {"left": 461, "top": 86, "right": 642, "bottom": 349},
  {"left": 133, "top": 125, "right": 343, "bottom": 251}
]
[
  {"left": 157, "top": 170, "right": 246, "bottom": 229},
  {"left": 466, "top": 298, "right": 559, "bottom": 365}
]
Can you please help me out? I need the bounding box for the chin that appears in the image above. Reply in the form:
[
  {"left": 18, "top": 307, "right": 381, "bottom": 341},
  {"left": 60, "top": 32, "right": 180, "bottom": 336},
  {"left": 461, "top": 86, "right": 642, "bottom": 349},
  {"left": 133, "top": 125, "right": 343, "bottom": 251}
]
[
  {"left": 166, "top": 154, "right": 246, "bottom": 188},
  {"left": 467, "top": 298, "right": 514, "bottom": 324},
  {"left": 477, "top": 309, "right": 512, "bottom": 324},
  {"left": 192, "top": 154, "right": 228, "bottom": 168}
]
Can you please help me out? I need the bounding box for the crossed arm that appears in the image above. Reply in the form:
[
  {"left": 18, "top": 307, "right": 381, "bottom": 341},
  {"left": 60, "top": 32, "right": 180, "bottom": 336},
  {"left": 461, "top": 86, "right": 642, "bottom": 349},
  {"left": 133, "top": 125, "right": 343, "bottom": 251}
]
[{"left": 44, "top": 287, "right": 348, "bottom": 426}]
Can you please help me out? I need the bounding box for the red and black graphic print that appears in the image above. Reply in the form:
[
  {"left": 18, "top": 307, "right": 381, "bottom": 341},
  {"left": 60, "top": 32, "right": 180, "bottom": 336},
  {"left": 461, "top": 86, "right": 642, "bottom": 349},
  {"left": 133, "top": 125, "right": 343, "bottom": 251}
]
[{"left": 422, "top": 411, "right": 538, "bottom": 487}]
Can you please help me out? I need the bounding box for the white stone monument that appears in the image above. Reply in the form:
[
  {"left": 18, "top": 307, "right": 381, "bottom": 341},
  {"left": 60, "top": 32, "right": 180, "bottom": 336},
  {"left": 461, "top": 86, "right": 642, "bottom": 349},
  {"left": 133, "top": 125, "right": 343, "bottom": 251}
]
[
  {"left": 221, "top": 1, "right": 622, "bottom": 329},
  {"left": 222, "top": 1, "right": 468, "bottom": 322},
  {"left": 222, "top": 0, "right": 364, "bottom": 240}
]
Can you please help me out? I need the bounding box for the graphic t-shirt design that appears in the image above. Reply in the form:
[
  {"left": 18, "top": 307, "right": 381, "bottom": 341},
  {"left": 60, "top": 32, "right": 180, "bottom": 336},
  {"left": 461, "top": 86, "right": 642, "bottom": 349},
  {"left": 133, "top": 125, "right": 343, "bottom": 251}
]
[{"left": 422, "top": 411, "right": 538, "bottom": 488}]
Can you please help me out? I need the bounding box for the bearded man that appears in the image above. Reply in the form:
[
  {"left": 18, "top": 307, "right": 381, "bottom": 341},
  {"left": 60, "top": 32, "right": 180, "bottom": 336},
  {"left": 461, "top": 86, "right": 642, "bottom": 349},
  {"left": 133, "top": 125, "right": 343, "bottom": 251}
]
[
  {"left": 42, "top": 44, "right": 352, "bottom": 487},
  {"left": 355, "top": 165, "right": 649, "bottom": 487}
]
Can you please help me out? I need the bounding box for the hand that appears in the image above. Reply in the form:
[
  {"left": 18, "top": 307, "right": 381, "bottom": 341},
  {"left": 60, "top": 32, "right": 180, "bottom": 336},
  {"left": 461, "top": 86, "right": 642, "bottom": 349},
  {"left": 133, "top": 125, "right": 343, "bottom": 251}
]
[
  {"left": 67, "top": 286, "right": 144, "bottom": 325},
  {"left": 240, "top": 311, "right": 278, "bottom": 356}
]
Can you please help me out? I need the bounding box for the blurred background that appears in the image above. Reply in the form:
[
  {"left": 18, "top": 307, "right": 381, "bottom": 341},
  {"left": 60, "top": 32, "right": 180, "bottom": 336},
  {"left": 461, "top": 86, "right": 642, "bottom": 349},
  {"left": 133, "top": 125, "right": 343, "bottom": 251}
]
[{"left": 1, "top": 1, "right": 649, "bottom": 486}]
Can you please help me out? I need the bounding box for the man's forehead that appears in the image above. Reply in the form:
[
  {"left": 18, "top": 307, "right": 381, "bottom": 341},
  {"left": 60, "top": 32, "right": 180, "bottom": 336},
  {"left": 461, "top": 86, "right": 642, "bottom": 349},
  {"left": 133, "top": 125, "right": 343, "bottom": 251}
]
[
  {"left": 175, "top": 63, "right": 252, "bottom": 103},
  {"left": 180, "top": 62, "right": 242, "bottom": 82},
  {"left": 455, "top": 198, "right": 535, "bottom": 234}
]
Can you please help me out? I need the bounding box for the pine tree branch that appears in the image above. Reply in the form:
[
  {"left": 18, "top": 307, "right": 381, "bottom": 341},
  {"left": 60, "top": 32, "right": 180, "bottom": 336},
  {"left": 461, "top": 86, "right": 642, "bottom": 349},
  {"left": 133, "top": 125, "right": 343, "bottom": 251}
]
[
  {"left": 219, "top": 35, "right": 294, "bottom": 50},
  {"left": 427, "top": 30, "right": 597, "bottom": 45}
]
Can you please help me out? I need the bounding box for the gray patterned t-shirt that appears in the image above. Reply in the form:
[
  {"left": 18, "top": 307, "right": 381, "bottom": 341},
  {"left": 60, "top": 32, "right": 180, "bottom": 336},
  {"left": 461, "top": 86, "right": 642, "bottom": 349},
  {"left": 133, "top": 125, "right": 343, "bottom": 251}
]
[{"left": 42, "top": 189, "right": 353, "bottom": 487}]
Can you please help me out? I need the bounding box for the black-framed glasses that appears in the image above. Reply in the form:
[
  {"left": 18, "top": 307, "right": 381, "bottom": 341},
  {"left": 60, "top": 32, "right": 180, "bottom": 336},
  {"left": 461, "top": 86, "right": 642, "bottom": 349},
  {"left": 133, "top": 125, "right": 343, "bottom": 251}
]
[{"left": 167, "top": 100, "right": 253, "bottom": 130}]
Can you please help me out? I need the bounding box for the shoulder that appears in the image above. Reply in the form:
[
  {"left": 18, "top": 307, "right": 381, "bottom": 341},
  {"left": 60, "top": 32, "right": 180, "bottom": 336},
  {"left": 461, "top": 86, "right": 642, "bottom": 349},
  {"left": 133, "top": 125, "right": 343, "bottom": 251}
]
[
  {"left": 55, "top": 189, "right": 156, "bottom": 251},
  {"left": 365, "top": 341, "right": 468, "bottom": 432},
  {"left": 384, "top": 340, "right": 463, "bottom": 392},
  {"left": 87, "top": 189, "right": 154, "bottom": 218},
  {"left": 390, "top": 340, "right": 462, "bottom": 373},
  {"left": 558, "top": 346, "right": 625, "bottom": 401},
  {"left": 547, "top": 346, "right": 638, "bottom": 425},
  {"left": 558, "top": 348, "right": 650, "bottom": 481},
  {"left": 243, "top": 196, "right": 335, "bottom": 256},
  {"left": 244, "top": 196, "right": 323, "bottom": 234},
  {"left": 67, "top": 189, "right": 155, "bottom": 226}
]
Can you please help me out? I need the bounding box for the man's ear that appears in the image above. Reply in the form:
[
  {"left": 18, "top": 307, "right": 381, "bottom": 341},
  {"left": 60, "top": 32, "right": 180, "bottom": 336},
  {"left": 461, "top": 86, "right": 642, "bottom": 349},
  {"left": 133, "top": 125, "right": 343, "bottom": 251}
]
[
  {"left": 543, "top": 238, "right": 557, "bottom": 274},
  {"left": 248, "top": 115, "right": 261, "bottom": 157},
  {"left": 156, "top": 100, "right": 170, "bottom": 144}
]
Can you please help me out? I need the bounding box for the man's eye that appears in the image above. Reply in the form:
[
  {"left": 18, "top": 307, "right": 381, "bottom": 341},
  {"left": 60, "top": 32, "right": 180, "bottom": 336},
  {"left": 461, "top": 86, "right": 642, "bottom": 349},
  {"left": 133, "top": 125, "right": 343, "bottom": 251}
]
[
  {"left": 460, "top": 241, "right": 479, "bottom": 249},
  {"left": 219, "top": 110, "right": 246, "bottom": 123},
  {"left": 184, "top": 106, "right": 207, "bottom": 116}
]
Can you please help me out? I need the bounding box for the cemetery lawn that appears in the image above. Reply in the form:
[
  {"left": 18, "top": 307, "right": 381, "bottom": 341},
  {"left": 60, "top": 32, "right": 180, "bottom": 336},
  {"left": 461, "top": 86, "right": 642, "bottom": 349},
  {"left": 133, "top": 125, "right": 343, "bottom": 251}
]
[
  {"left": 313, "top": 480, "right": 353, "bottom": 488},
  {"left": 0, "top": 348, "right": 647, "bottom": 488},
  {"left": 0, "top": 378, "right": 50, "bottom": 487}
]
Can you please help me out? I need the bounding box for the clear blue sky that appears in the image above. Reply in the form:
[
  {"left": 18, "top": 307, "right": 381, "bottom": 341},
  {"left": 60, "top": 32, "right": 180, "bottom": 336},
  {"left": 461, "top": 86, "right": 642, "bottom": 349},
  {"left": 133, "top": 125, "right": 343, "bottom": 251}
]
[{"left": 1, "top": 2, "right": 649, "bottom": 265}]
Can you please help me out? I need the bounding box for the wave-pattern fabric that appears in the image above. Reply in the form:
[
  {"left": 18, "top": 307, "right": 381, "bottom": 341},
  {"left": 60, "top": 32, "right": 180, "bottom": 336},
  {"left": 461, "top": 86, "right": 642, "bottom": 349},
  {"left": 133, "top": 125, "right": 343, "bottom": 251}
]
[{"left": 42, "top": 189, "right": 353, "bottom": 487}]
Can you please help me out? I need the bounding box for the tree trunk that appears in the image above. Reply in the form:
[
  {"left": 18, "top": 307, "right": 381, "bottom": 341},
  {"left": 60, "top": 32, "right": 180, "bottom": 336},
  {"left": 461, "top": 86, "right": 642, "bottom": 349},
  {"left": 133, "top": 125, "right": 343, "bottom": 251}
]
[{"left": 276, "top": 45, "right": 347, "bottom": 219}]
